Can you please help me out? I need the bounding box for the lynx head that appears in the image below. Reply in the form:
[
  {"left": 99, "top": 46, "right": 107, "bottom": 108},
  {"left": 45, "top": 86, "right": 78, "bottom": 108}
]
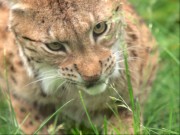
[{"left": 7, "top": 0, "right": 125, "bottom": 95}]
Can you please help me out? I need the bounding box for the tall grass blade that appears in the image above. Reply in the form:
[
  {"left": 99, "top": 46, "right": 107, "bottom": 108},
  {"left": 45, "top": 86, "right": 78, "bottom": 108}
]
[
  {"left": 123, "top": 46, "right": 140, "bottom": 134},
  {"left": 103, "top": 116, "right": 108, "bottom": 135},
  {"left": 79, "top": 91, "right": 99, "bottom": 135},
  {"left": 14, "top": 113, "right": 30, "bottom": 134},
  {"left": 3, "top": 49, "right": 19, "bottom": 129},
  {"left": 50, "top": 109, "right": 61, "bottom": 135},
  {"left": 161, "top": 46, "right": 180, "bottom": 65}
]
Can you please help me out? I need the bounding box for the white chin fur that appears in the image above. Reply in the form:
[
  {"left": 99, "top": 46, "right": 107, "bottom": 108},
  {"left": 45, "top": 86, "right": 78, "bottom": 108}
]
[
  {"left": 80, "top": 79, "right": 109, "bottom": 95},
  {"left": 38, "top": 66, "right": 64, "bottom": 95}
]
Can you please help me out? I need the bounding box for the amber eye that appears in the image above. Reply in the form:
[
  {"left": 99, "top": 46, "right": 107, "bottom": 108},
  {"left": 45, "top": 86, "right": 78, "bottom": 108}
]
[
  {"left": 46, "top": 42, "right": 66, "bottom": 52},
  {"left": 93, "top": 22, "right": 108, "bottom": 37}
]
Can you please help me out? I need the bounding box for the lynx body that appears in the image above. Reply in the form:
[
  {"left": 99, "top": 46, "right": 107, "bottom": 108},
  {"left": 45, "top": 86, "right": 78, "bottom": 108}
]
[{"left": 0, "top": 0, "right": 158, "bottom": 134}]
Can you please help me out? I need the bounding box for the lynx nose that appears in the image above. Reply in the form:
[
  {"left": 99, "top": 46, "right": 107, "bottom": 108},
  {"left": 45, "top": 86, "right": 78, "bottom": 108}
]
[
  {"left": 82, "top": 74, "right": 100, "bottom": 88},
  {"left": 73, "top": 59, "right": 102, "bottom": 86}
]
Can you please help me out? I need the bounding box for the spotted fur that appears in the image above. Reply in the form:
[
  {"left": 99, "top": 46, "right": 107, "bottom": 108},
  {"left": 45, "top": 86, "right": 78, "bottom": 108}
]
[{"left": 0, "top": 0, "right": 158, "bottom": 134}]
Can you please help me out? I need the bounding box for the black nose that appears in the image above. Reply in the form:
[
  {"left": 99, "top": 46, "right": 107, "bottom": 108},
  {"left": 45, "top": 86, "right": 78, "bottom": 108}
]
[{"left": 82, "top": 75, "right": 100, "bottom": 88}]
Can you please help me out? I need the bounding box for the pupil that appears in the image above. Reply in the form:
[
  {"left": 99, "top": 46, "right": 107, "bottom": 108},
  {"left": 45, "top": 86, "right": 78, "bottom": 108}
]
[
  {"left": 54, "top": 44, "right": 59, "bottom": 48},
  {"left": 96, "top": 23, "right": 101, "bottom": 29}
]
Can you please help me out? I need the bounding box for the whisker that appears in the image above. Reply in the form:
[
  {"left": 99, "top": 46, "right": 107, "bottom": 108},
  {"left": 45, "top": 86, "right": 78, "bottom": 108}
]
[
  {"left": 124, "top": 45, "right": 146, "bottom": 51},
  {"left": 115, "top": 68, "right": 126, "bottom": 70},
  {"left": 116, "top": 56, "right": 144, "bottom": 64},
  {"left": 54, "top": 80, "right": 67, "bottom": 92},
  {"left": 113, "top": 46, "right": 146, "bottom": 55},
  {"left": 24, "top": 75, "right": 59, "bottom": 87},
  {"left": 128, "top": 56, "right": 144, "bottom": 61},
  {"left": 47, "top": 77, "right": 64, "bottom": 92},
  {"left": 115, "top": 67, "right": 135, "bottom": 73},
  {"left": 113, "top": 51, "right": 123, "bottom": 55},
  {"left": 41, "top": 70, "right": 58, "bottom": 76},
  {"left": 116, "top": 59, "right": 125, "bottom": 63}
]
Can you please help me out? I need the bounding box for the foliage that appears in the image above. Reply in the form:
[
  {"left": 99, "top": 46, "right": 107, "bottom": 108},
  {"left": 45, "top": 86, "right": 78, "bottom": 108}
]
[{"left": 129, "top": 0, "right": 179, "bottom": 133}]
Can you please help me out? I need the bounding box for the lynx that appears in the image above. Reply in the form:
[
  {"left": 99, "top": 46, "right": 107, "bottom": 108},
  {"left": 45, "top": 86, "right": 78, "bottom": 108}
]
[{"left": 0, "top": 0, "right": 158, "bottom": 134}]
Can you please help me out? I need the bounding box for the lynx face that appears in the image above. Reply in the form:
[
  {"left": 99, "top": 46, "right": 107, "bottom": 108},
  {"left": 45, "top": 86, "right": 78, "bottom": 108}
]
[{"left": 9, "top": 0, "right": 123, "bottom": 95}]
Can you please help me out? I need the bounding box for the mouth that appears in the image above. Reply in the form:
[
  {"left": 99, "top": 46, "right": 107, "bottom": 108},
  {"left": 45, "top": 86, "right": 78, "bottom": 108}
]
[{"left": 78, "top": 79, "right": 109, "bottom": 95}]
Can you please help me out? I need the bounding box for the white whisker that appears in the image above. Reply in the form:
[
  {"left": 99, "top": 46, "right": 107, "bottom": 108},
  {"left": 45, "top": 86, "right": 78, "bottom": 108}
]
[
  {"left": 115, "top": 68, "right": 126, "bottom": 70},
  {"left": 116, "top": 59, "right": 125, "bottom": 63},
  {"left": 113, "top": 46, "right": 146, "bottom": 56},
  {"left": 54, "top": 80, "right": 66, "bottom": 92},
  {"left": 128, "top": 56, "right": 144, "bottom": 61},
  {"left": 41, "top": 70, "right": 58, "bottom": 76},
  {"left": 24, "top": 75, "right": 59, "bottom": 87},
  {"left": 115, "top": 68, "right": 134, "bottom": 73},
  {"left": 113, "top": 51, "right": 123, "bottom": 55},
  {"left": 47, "top": 77, "right": 64, "bottom": 93},
  {"left": 116, "top": 56, "right": 144, "bottom": 64}
]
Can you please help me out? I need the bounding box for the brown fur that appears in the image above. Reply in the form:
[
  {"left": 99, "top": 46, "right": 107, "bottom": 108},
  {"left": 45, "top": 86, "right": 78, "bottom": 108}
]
[{"left": 0, "top": 0, "right": 158, "bottom": 134}]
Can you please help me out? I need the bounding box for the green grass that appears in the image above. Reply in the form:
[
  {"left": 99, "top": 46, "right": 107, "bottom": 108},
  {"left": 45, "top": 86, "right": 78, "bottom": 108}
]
[
  {"left": 129, "top": 0, "right": 179, "bottom": 134},
  {"left": 0, "top": 0, "right": 179, "bottom": 134},
  {"left": 0, "top": 88, "right": 20, "bottom": 134},
  {"left": 123, "top": 44, "right": 141, "bottom": 134}
]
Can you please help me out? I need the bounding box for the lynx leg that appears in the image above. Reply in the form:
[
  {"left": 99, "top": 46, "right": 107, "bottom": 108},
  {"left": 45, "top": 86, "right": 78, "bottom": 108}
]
[{"left": 11, "top": 94, "right": 49, "bottom": 134}]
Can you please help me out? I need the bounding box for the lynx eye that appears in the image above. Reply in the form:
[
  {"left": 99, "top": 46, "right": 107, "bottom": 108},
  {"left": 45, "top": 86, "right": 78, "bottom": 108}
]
[
  {"left": 93, "top": 22, "right": 108, "bottom": 36},
  {"left": 45, "top": 42, "right": 66, "bottom": 52}
]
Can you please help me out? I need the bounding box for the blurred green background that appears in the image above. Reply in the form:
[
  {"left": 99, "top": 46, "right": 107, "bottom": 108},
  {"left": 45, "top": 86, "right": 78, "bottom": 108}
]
[{"left": 129, "top": 0, "right": 179, "bottom": 133}]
